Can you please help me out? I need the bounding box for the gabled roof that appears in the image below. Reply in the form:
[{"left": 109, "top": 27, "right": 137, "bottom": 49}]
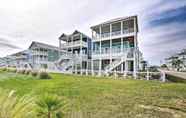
[
  {"left": 165, "top": 56, "right": 178, "bottom": 60},
  {"left": 11, "top": 50, "right": 29, "bottom": 56},
  {"left": 72, "top": 30, "right": 80, "bottom": 35},
  {"left": 59, "top": 30, "right": 90, "bottom": 41},
  {"left": 59, "top": 33, "right": 67, "bottom": 40},
  {"left": 29, "top": 41, "right": 59, "bottom": 50}
]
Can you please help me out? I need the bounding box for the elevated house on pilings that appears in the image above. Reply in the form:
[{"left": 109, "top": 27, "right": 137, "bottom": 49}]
[
  {"left": 28, "top": 41, "right": 66, "bottom": 71},
  {"left": 58, "top": 30, "right": 92, "bottom": 74},
  {"left": 90, "top": 16, "right": 141, "bottom": 77},
  {"left": 0, "top": 50, "right": 31, "bottom": 69},
  {"left": 165, "top": 49, "right": 186, "bottom": 71}
]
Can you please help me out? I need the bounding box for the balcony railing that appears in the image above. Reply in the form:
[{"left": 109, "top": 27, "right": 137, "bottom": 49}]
[
  {"left": 61, "top": 40, "right": 87, "bottom": 48},
  {"left": 93, "top": 28, "right": 135, "bottom": 39},
  {"left": 111, "top": 31, "right": 121, "bottom": 36},
  {"left": 101, "top": 32, "right": 110, "bottom": 38},
  {"left": 123, "top": 28, "right": 134, "bottom": 34},
  {"left": 92, "top": 48, "right": 135, "bottom": 57},
  {"left": 32, "top": 51, "right": 48, "bottom": 56}
]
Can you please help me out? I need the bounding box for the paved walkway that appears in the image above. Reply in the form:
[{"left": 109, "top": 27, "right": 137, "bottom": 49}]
[{"left": 163, "top": 70, "right": 186, "bottom": 80}]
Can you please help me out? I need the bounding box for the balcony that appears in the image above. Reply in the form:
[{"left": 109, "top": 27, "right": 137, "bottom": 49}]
[
  {"left": 59, "top": 52, "right": 88, "bottom": 61},
  {"left": 32, "top": 51, "right": 48, "bottom": 56},
  {"left": 92, "top": 48, "right": 135, "bottom": 59},
  {"left": 61, "top": 40, "right": 87, "bottom": 49},
  {"left": 93, "top": 28, "right": 135, "bottom": 41},
  {"left": 15, "top": 55, "right": 28, "bottom": 60}
]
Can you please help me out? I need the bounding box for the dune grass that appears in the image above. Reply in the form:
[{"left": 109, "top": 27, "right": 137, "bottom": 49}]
[{"left": 0, "top": 71, "right": 186, "bottom": 118}]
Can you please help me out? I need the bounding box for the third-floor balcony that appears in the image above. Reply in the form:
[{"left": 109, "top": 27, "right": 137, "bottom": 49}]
[
  {"left": 61, "top": 40, "right": 87, "bottom": 49},
  {"left": 93, "top": 28, "right": 135, "bottom": 41}
]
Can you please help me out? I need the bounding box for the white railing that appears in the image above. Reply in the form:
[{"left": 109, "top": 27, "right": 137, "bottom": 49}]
[
  {"left": 101, "top": 32, "right": 110, "bottom": 38},
  {"left": 123, "top": 28, "right": 134, "bottom": 34},
  {"left": 111, "top": 31, "right": 121, "bottom": 36},
  {"left": 56, "top": 52, "right": 87, "bottom": 72},
  {"left": 61, "top": 40, "right": 87, "bottom": 48},
  {"left": 103, "top": 49, "right": 136, "bottom": 74},
  {"left": 93, "top": 28, "right": 135, "bottom": 39},
  {"left": 32, "top": 51, "right": 48, "bottom": 56},
  {"left": 104, "top": 59, "right": 121, "bottom": 71},
  {"left": 15, "top": 56, "right": 28, "bottom": 59},
  {"left": 92, "top": 48, "right": 135, "bottom": 56}
]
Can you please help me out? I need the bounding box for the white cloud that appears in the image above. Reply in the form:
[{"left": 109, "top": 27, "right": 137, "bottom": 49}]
[{"left": 0, "top": 0, "right": 185, "bottom": 65}]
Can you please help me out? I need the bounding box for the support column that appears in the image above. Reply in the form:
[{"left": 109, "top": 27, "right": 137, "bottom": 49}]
[
  {"left": 59, "top": 39, "right": 61, "bottom": 57},
  {"left": 99, "top": 25, "right": 102, "bottom": 76},
  {"left": 121, "top": 38, "right": 124, "bottom": 73},
  {"left": 121, "top": 58, "right": 124, "bottom": 73},
  {"left": 133, "top": 17, "right": 137, "bottom": 79},
  {"left": 71, "top": 36, "right": 75, "bottom": 74},
  {"left": 91, "top": 59, "right": 94, "bottom": 76},
  {"left": 121, "top": 21, "right": 123, "bottom": 35},
  {"left": 86, "top": 61, "right": 88, "bottom": 75},
  {"left": 80, "top": 34, "right": 83, "bottom": 75},
  {"left": 91, "top": 30, "right": 94, "bottom": 76},
  {"left": 110, "top": 24, "right": 112, "bottom": 64},
  {"left": 99, "top": 59, "right": 102, "bottom": 76},
  {"left": 124, "top": 61, "right": 128, "bottom": 77}
]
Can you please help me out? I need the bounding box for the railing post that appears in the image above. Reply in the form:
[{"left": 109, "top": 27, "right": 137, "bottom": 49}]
[
  {"left": 146, "top": 68, "right": 150, "bottom": 80},
  {"left": 160, "top": 71, "right": 166, "bottom": 82}
]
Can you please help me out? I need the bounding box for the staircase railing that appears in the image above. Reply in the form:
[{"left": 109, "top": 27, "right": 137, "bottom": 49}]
[
  {"left": 55, "top": 52, "right": 82, "bottom": 73},
  {"left": 104, "top": 48, "right": 135, "bottom": 74}
]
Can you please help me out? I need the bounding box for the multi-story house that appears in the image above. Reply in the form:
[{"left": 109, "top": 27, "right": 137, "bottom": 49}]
[
  {"left": 58, "top": 30, "right": 91, "bottom": 74},
  {"left": 11, "top": 50, "right": 31, "bottom": 69},
  {"left": 91, "top": 16, "right": 140, "bottom": 76},
  {"left": 1, "top": 16, "right": 144, "bottom": 77},
  {"left": 178, "top": 49, "right": 186, "bottom": 71},
  {"left": 165, "top": 49, "right": 186, "bottom": 71},
  {"left": 165, "top": 55, "right": 178, "bottom": 70},
  {"left": 28, "top": 41, "right": 65, "bottom": 71},
  {"left": 0, "top": 50, "right": 31, "bottom": 69}
]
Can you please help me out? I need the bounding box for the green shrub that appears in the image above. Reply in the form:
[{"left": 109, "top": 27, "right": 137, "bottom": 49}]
[
  {"left": 151, "top": 73, "right": 161, "bottom": 80},
  {"left": 25, "top": 70, "right": 31, "bottom": 75},
  {"left": 2, "top": 68, "right": 7, "bottom": 71},
  {"left": 7, "top": 68, "right": 16, "bottom": 73},
  {"left": 16, "top": 69, "right": 26, "bottom": 74},
  {"left": 38, "top": 72, "right": 52, "bottom": 79},
  {"left": 31, "top": 71, "right": 38, "bottom": 77},
  {"left": 36, "top": 94, "right": 64, "bottom": 118},
  {"left": 21, "top": 69, "right": 26, "bottom": 74}
]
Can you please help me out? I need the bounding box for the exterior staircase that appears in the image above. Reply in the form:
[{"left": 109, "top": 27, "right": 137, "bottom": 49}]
[
  {"left": 55, "top": 52, "right": 82, "bottom": 73},
  {"left": 104, "top": 48, "right": 135, "bottom": 74}
]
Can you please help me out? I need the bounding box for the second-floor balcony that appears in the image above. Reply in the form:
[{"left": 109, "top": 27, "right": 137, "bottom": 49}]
[
  {"left": 59, "top": 51, "right": 88, "bottom": 61},
  {"left": 32, "top": 51, "right": 48, "bottom": 56},
  {"left": 61, "top": 40, "right": 87, "bottom": 49},
  {"left": 92, "top": 48, "right": 135, "bottom": 59}
]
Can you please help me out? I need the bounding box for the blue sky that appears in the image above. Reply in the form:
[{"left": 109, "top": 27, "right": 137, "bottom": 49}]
[{"left": 0, "top": 0, "right": 185, "bottom": 65}]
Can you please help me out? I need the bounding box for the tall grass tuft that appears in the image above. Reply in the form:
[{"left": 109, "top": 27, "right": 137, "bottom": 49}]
[{"left": 0, "top": 89, "right": 36, "bottom": 118}]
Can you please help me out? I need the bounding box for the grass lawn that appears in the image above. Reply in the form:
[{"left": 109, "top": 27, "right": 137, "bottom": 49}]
[{"left": 0, "top": 70, "right": 186, "bottom": 118}]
